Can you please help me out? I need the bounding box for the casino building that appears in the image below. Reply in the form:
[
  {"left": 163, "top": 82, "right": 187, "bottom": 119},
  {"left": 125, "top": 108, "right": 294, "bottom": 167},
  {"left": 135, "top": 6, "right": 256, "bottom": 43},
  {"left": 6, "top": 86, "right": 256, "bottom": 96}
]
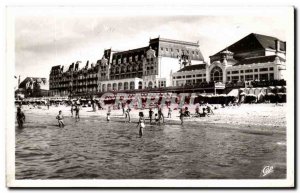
[{"left": 171, "top": 33, "right": 286, "bottom": 88}]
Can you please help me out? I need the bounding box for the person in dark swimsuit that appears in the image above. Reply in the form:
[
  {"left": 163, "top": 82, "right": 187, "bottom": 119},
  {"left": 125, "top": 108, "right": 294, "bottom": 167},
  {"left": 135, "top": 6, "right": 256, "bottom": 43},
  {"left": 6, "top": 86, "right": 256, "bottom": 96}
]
[
  {"left": 137, "top": 112, "right": 145, "bottom": 137},
  {"left": 16, "top": 107, "right": 25, "bottom": 128},
  {"left": 149, "top": 108, "right": 154, "bottom": 123}
]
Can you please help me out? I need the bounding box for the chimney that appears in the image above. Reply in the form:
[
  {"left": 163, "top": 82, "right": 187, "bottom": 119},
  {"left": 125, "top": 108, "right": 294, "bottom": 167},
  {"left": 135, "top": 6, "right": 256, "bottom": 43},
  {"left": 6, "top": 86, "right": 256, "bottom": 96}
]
[{"left": 275, "top": 40, "right": 280, "bottom": 52}]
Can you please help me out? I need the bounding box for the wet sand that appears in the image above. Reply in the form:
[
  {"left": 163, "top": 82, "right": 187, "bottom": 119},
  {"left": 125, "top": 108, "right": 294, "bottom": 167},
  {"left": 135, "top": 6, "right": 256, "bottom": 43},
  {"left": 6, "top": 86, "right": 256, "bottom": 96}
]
[{"left": 15, "top": 103, "right": 286, "bottom": 179}]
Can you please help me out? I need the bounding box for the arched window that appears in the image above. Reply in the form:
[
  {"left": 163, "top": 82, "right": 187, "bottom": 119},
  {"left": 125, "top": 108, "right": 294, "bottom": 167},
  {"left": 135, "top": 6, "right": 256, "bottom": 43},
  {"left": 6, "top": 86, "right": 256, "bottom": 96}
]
[
  {"left": 107, "top": 84, "right": 112, "bottom": 91},
  {"left": 102, "top": 84, "right": 106, "bottom": 92},
  {"left": 121, "top": 66, "right": 125, "bottom": 73},
  {"left": 130, "top": 81, "right": 135, "bottom": 90},
  {"left": 124, "top": 82, "right": 129, "bottom": 90},
  {"left": 118, "top": 82, "right": 123, "bottom": 90},
  {"left": 113, "top": 83, "right": 117, "bottom": 91},
  {"left": 138, "top": 81, "right": 143, "bottom": 89},
  {"left": 148, "top": 81, "right": 153, "bottom": 88},
  {"left": 210, "top": 66, "right": 223, "bottom": 83},
  {"left": 115, "top": 67, "right": 120, "bottom": 74}
]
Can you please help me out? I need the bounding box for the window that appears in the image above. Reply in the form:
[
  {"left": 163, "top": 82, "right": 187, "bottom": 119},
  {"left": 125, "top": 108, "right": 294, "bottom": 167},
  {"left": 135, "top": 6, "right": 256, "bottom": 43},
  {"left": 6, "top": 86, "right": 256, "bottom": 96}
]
[
  {"left": 259, "top": 73, "right": 268, "bottom": 80},
  {"left": 269, "top": 67, "right": 274, "bottom": 71},
  {"left": 254, "top": 74, "right": 259, "bottom": 80},
  {"left": 227, "top": 71, "right": 231, "bottom": 74},
  {"left": 240, "top": 76, "right": 244, "bottom": 81},
  {"left": 232, "top": 71, "right": 239, "bottom": 74},
  {"left": 176, "top": 76, "right": 182, "bottom": 79},
  {"left": 240, "top": 70, "right": 244, "bottom": 73},
  {"left": 186, "top": 75, "right": 192, "bottom": 78},
  {"left": 161, "top": 47, "right": 163, "bottom": 51},
  {"left": 269, "top": 73, "right": 274, "bottom": 80},
  {"left": 196, "top": 52, "right": 198, "bottom": 55},
  {"left": 227, "top": 77, "right": 231, "bottom": 81},
  {"left": 170, "top": 48, "right": 173, "bottom": 52},
  {"left": 210, "top": 66, "right": 223, "bottom": 82},
  {"left": 196, "top": 74, "right": 202, "bottom": 77},
  {"left": 245, "top": 69, "right": 253, "bottom": 73},
  {"left": 260, "top": 68, "right": 268, "bottom": 72},
  {"left": 166, "top": 48, "right": 168, "bottom": 51},
  {"left": 231, "top": 76, "right": 239, "bottom": 83},
  {"left": 254, "top": 69, "right": 258, "bottom": 72},
  {"left": 192, "top": 51, "right": 195, "bottom": 54}
]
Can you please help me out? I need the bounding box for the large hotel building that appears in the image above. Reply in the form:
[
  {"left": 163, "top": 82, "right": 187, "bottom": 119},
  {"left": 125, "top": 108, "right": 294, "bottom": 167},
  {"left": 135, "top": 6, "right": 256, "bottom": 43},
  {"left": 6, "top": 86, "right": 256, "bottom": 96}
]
[{"left": 49, "top": 33, "right": 286, "bottom": 96}]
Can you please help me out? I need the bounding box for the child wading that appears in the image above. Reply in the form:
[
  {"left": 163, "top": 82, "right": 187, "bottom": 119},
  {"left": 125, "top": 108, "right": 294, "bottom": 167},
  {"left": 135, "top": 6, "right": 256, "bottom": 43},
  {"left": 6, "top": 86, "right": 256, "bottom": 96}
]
[
  {"left": 149, "top": 108, "right": 153, "bottom": 123},
  {"left": 16, "top": 107, "right": 26, "bottom": 128},
  {"left": 125, "top": 108, "right": 131, "bottom": 123},
  {"left": 107, "top": 106, "right": 111, "bottom": 121},
  {"left": 179, "top": 108, "right": 184, "bottom": 125},
  {"left": 56, "top": 110, "right": 64, "bottom": 128},
  {"left": 137, "top": 112, "right": 145, "bottom": 137},
  {"left": 167, "top": 107, "right": 172, "bottom": 118},
  {"left": 158, "top": 107, "right": 164, "bottom": 123},
  {"left": 75, "top": 105, "right": 80, "bottom": 121}
]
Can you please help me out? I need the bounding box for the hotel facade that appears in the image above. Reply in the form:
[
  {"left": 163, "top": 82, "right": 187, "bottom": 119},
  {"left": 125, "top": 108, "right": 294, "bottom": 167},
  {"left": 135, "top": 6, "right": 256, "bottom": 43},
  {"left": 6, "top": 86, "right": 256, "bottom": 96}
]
[{"left": 49, "top": 33, "right": 286, "bottom": 97}]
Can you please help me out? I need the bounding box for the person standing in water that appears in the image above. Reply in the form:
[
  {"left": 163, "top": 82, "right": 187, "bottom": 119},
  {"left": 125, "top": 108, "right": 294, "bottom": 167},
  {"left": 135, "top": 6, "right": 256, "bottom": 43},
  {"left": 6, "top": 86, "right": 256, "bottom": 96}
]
[
  {"left": 148, "top": 108, "right": 154, "bottom": 123},
  {"left": 75, "top": 105, "right": 80, "bottom": 122},
  {"left": 121, "top": 102, "right": 125, "bottom": 115},
  {"left": 179, "top": 108, "right": 184, "bottom": 125},
  {"left": 158, "top": 106, "right": 164, "bottom": 123},
  {"left": 107, "top": 106, "right": 111, "bottom": 121},
  {"left": 137, "top": 112, "right": 145, "bottom": 137},
  {"left": 16, "top": 107, "right": 26, "bottom": 128},
  {"left": 125, "top": 108, "right": 131, "bottom": 123},
  {"left": 167, "top": 107, "right": 172, "bottom": 118},
  {"left": 56, "top": 110, "right": 64, "bottom": 128}
]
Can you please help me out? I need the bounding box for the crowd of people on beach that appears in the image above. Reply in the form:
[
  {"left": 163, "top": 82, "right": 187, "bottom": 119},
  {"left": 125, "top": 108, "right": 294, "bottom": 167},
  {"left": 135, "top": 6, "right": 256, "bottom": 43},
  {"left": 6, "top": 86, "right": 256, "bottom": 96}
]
[{"left": 16, "top": 97, "right": 221, "bottom": 137}]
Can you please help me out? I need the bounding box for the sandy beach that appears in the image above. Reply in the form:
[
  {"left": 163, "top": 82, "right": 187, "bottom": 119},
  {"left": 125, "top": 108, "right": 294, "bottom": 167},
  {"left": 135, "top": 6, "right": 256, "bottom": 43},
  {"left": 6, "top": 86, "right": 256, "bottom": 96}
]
[{"left": 20, "top": 103, "right": 286, "bottom": 131}]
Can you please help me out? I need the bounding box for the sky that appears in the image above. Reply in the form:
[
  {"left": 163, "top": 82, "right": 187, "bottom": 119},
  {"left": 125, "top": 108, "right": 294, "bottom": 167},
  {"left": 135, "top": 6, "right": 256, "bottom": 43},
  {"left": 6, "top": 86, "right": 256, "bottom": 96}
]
[{"left": 15, "top": 11, "right": 288, "bottom": 83}]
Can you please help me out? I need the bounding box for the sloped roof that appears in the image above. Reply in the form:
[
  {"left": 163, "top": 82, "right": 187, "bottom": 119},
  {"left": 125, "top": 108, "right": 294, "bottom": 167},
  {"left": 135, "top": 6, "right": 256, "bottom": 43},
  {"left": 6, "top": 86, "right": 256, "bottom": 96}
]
[
  {"left": 233, "top": 55, "right": 285, "bottom": 66},
  {"left": 253, "top": 33, "right": 286, "bottom": 51},
  {"left": 177, "top": 64, "right": 206, "bottom": 72},
  {"left": 211, "top": 33, "right": 286, "bottom": 57}
]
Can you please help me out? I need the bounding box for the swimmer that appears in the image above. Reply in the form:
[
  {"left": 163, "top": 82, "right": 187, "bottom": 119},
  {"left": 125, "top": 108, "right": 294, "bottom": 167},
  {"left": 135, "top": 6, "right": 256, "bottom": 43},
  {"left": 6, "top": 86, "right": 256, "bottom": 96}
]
[
  {"left": 125, "top": 108, "right": 131, "bottom": 123},
  {"left": 75, "top": 105, "right": 80, "bottom": 121},
  {"left": 56, "top": 110, "right": 64, "bottom": 128},
  {"left": 137, "top": 112, "right": 145, "bottom": 137},
  {"left": 16, "top": 107, "right": 25, "bottom": 128}
]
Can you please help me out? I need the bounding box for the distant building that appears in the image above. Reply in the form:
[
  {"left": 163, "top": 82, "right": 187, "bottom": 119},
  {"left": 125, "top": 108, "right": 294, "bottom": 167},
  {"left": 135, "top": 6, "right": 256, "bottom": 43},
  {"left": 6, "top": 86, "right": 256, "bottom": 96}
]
[
  {"left": 171, "top": 33, "right": 286, "bottom": 89},
  {"left": 16, "top": 77, "right": 48, "bottom": 97},
  {"left": 49, "top": 61, "right": 98, "bottom": 96},
  {"left": 98, "top": 37, "right": 205, "bottom": 92},
  {"left": 48, "top": 33, "right": 287, "bottom": 96},
  {"left": 208, "top": 33, "right": 286, "bottom": 84}
]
